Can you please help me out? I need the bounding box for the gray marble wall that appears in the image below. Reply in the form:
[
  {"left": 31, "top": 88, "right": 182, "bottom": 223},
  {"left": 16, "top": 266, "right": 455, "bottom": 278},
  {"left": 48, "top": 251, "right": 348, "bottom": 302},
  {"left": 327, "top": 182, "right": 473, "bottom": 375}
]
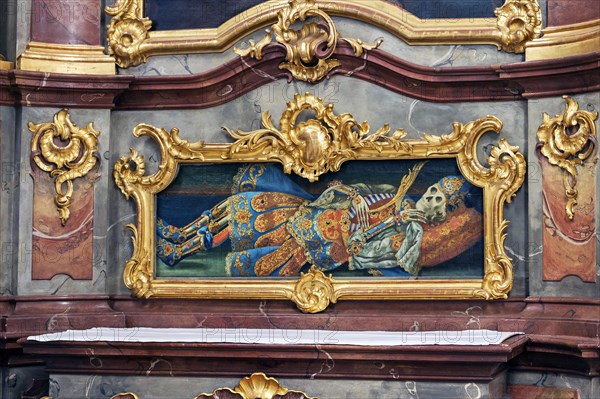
[
  {"left": 0, "top": 106, "right": 17, "bottom": 296},
  {"left": 0, "top": 365, "right": 47, "bottom": 399},
  {"left": 0, "top": 0, "right": 31, "bottom": 62},
  {"left": 50, "top": 372, "right": 508, "bottom": 399}
]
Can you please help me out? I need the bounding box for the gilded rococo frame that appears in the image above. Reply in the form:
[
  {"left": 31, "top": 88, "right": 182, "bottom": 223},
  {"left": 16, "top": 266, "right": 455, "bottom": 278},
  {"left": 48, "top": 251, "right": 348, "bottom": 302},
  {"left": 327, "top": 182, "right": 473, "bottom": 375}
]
[
  {"left": 105, "top": 0, "right": 542, "bottom": 68},
  {"left": 114, "top": 93, "right": 525, "bottom": 313}
]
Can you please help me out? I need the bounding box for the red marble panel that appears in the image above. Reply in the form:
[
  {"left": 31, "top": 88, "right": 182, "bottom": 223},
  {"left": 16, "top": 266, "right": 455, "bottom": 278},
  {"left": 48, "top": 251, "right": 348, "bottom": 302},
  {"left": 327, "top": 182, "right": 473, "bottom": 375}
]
[
  {"left": 30, "top": 0, "right": 102, "bottom": 45},
  {"left": 548, "top": 0, "right": 600, "bottom": 27},
  {"left": 31, "top": 165, "right": 96, "bottom": 280},
  {"left": 509, "top": 385, "right": 580, "bottom": 399},
  {"left": 540, "top": 158, "right": 596, "bottom": 282}
]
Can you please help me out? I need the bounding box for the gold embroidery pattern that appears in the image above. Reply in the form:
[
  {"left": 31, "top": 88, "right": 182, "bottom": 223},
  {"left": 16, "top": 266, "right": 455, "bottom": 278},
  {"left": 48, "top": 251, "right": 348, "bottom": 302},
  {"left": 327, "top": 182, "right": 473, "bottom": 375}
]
[
  {"left": 250, "top": 192, "right": 305, "bottom": 212},
  {"left": 255, "top": 209, "right": 297, "bottom": 233},
  {"left": 255, "top": 239, "right": 301, "bottom": 276},
  {"left": 230, "top": 195, "right": 255, "bottom": 251},
  {"left": 255, "top": 225, "right": 290, "bottom": 248},
  {"left": 279, "top": 247, "right": 308, "bottom": 276},
  {"left": 233, "top": 164, "right": 266, "bottom": 193},
  {"left": 225, "top": 251, "right": 253, "bottom": 277}
]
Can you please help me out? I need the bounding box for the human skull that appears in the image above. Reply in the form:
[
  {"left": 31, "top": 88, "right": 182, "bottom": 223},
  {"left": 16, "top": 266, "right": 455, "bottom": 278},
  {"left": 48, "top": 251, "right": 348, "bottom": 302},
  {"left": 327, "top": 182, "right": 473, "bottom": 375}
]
[{"left": 415, "top": 183, "right": 447, "bottom": 224}]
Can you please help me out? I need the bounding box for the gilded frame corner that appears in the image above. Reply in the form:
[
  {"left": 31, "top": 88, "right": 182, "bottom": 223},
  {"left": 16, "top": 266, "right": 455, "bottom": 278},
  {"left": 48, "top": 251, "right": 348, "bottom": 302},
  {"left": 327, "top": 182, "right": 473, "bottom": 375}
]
[
  {"left": 105, "top": 0, "right": 542, "bottom": 68},
  {"left": 114, "top": 92, "right": 525, "bottom": 313}
]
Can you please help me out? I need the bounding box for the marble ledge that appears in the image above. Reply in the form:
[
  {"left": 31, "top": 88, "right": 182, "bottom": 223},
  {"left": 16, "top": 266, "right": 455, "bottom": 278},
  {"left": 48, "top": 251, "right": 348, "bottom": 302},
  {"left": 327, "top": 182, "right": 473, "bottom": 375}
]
[
  {"left": 0, "top": 49, "right": 598, "bottom": 109},
  {"left": 20, "top": 334, "right": 530, "bottom": 381}
]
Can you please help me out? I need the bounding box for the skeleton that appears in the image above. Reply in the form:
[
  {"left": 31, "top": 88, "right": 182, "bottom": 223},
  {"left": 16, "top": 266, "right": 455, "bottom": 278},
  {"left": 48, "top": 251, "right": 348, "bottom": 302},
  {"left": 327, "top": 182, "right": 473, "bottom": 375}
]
[{"left": 415, "top": 183, "right": 447, "bottom": 224}]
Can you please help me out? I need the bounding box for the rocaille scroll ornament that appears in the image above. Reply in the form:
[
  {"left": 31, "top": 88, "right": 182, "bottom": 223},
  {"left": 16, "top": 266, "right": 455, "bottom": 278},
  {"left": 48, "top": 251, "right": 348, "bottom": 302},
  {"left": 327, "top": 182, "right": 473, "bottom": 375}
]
[
  {"left": 495, "top": 0, "right": 542, "bottom": 53},
  {"left": 29, "top": 109, "right": 100, "bottom": 226},
  {"left": 223, "top": 92, "right": 411, "bottom": 182},
  {"left": 234, "top": 0, "right": 382, "bottom": 82},
  {"left": 105, "top": 0, "right": 152, "bottom": 68},
  {"left": 291, "top": 267, "right": 337, "bottom": 313},
  {"left": 536, "top": 96, "right": 598, "bottom": 220}
]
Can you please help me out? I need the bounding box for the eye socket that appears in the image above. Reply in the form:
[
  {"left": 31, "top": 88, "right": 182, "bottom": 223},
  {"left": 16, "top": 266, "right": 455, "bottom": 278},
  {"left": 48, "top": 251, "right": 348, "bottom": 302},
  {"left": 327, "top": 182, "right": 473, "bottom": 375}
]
[
  {"left": 430, "top": 187, "right": 438, "bottom": 194},
  {"left": 435, "top": 196, "right": 442, "bottom": 203}
]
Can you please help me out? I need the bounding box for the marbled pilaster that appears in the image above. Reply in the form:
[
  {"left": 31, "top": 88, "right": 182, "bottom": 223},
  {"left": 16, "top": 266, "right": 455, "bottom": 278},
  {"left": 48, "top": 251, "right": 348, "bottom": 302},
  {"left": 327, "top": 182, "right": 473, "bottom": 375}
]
[
  {"left": 527, "top": 92, "right": 600, "bottom": 297},
  {"left": 16, "top": 107, "right": 110, "bottom": 295},
  {"left": 30, "top": 0, "right": 102, "bottom": 45},
  {"left": 0, "top": 105, "right": 17, "bottom": 296}
]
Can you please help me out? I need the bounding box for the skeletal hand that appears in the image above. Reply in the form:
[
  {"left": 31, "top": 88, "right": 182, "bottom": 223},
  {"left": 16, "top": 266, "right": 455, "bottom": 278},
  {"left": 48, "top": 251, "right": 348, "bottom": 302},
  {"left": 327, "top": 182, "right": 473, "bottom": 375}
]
[
  {"left": 398, "top": 209, "right": 427, "bottom": 224},
  {"left": 352, "top": 195, "right": 370, "bottom": 228}
]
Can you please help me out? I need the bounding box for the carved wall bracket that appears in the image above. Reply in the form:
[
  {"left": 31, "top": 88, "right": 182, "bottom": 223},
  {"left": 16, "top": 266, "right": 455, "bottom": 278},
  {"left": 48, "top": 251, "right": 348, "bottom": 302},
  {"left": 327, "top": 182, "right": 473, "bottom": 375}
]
[
  {"left": 29, "top": 109, "right": 100, "bottom": 225},
  {"left": 536, "top": 96, "right": 598, "bottom": 220},
  {"left": 234, "top": 0, "right": 382, "bottom": 82}
]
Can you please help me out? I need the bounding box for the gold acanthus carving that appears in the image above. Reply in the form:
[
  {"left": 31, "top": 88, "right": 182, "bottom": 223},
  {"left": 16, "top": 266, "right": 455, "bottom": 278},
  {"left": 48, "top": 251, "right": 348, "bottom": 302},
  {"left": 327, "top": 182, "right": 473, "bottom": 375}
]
[
  {"left": 29, "top": 109, "right": 100, "bottom": 226},
  {"left": 105, "top": 0, "right": 152, "bottom": 68},
  {"left": 495, "top": 0, "right": 542, "bottom": 53},
  {"left": 114, "top": 92, "right": 525, "bottom": 310},
  {"left": 234, "top": 0, "right": 382, "bottom": 82},
  {"left": 223, "top": 93, "right": 410, "bottom": 182},
  {"left": 536, "top": 96, "right": 598, "bottom": 220}
]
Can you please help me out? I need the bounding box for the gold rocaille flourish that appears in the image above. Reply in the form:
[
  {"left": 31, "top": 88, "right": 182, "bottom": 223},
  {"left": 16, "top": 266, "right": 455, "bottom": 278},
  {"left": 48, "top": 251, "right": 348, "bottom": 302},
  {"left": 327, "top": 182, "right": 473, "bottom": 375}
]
[
  {"left": 292, "top": 267, "right": 337, "bottom": 313},
  {"left": 223, "top": 92, "right": 412, "bottom": 182},
  {"left": 114, "top": 92, "right": 525, "bottom": 311},
  {"left": 105, "top": 0, "right": 152, "bottom": 68},
  {"left": 234, "top": 0, "right": 382, "bottom": 82},
  {"left": 495, "top": 0, "right": 542, "bottom": 53},
  {"left": 537, "top": 96, "right": 598, "bottom": 220},
  {"left": 29, "top": 109, "right": 100, "bottom": 226}
]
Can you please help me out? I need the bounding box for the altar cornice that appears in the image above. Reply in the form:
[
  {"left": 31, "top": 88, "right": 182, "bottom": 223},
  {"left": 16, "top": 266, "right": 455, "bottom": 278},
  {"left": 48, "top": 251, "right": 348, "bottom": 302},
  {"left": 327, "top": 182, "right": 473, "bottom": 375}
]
[
  {"left": 2, "top": 296, "right": 599, "bottom": 378},
  {"left": 0, "top": 50, "right": 598, "bottom": 109}
]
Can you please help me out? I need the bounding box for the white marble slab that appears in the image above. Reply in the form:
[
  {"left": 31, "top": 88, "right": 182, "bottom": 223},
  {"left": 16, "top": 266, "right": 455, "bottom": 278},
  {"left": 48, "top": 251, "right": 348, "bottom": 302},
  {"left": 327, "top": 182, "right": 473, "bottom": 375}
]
[{"left": 28, "top": 328, "right": 522, "bottom": 346}]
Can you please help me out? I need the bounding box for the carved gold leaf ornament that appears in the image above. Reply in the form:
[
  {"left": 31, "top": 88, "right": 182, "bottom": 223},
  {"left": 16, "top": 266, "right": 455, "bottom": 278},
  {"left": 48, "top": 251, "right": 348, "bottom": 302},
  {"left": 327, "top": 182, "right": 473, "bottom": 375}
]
[
  {"left": 536, "top": 96, "right": 598, "bottom": 220},
  {"left": 114, "top": 92, "right": 525, "bottom": 311},
  {"left": 105, "top": 0, "right": 152, "bottom": 68},
  {"left": 234, "top": 0, "right": 382, "bottom": 82},
  {"left": 292, "top": 267, "right": 337, "bottom": 313},
  {"left": 29, "top": 109, "right": 100, "bottom": 226},
  {"left": 495, "top": 0, "right": 542, "bottom": 53},
  {"left": 223, "top": 93, "right": 412, "bottom": 182}
]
